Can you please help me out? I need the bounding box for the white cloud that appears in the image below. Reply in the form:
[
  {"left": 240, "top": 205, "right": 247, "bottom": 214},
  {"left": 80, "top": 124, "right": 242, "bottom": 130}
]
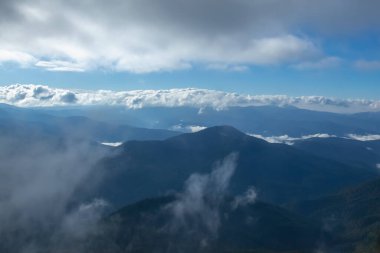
[
  {"left": 355, "top": 60, "right": 380, "bottom": 70},
  {"left": 35, "top": 60, "right": 86, "bottom": 72},
  {"left": 167, "top": 153, "right": 238, "bottom": 240},
  {"left": 249, "top": 133, "right": 380, "bottom": 144},
  {"left": 293, "top": 57, "right": 342, "bottom": 70},
  {"left": 1, "top": 84, "right": 380, "bottom": 113},
  {"left": 346, "top": 134, "right": 380, "bottom": 141},
  {"left": 100, "top": 142, "right": 123, "bottom": 147},
  {"left": 249, "top": 133, "right": 336, "bottom": 145},
  {"left": 171, "top": 124, "right": 207, "bottom": 133},
  {"left": 0, "top": 50, "right": 36, "bottom": 66},
  {"left": 207, "top": 63, "right": 249, "bottom": 72},
  {"left": 232, "top": 187, "right": 257, "bottom": 209}
]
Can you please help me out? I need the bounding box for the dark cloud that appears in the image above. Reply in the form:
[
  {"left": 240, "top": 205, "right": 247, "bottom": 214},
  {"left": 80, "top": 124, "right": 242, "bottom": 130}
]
[{"left": 0, "top": 0, "right": 379, "bottom": 72}]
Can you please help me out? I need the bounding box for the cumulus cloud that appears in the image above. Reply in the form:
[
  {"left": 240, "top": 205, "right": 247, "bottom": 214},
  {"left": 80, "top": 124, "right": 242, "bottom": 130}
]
[
  {"left": 3, "top": 0, "right": 378, "bottom": 72},
  {"left": 2, "top": 84, "right": 380, "bottom": 113},
  {"left": 249, "top": 133, "right": 336, "bottom": 145}
]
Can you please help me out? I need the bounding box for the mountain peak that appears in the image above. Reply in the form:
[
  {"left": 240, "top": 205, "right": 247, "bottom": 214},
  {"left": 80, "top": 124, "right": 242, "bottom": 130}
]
[
  {"left": 198, "top": 125, "right": 246, "bottom": 137},
  {"left": 167, "top": 125, "right": 250, "bottom": 144}
]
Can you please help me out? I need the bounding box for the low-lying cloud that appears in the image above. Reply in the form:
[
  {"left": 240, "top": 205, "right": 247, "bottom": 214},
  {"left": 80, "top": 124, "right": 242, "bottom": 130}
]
[
  {"left": 250, "top": 132, "right": 380, "bottom": 145},
  {"left": 232, "top": 187, "right": 257, "bottom": 209},
  {"left": 249, "top": 133, "right": 336, "bottom": 145},
  {"left": 170, "top": 124, "right": 207, "bottom": 133},
  {"left": 346, "top": 134, "right": 380, "bottom": 141},
  {"left": 1, "top": 84, "right": 380, "bottom": 113},
  {"left": 166, "top": 153, "right": 238, "bottom": 247},
  {"left": 0, "top": 134, "right": 110, "bottom": 252}
]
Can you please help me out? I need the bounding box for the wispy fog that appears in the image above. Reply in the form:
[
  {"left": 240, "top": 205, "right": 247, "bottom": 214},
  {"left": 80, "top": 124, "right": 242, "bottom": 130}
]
[
  {"left": 0, "top": 135, "right": 110, "bottom": 252},
  {"left": 165, "top": 153, "right": 239, "bottom": 248}
]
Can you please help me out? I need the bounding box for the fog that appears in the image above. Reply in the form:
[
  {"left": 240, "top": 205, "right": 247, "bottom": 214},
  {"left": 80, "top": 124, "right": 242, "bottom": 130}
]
[{"left": 0, "top": 133, "right": 110, "bottom": 252}]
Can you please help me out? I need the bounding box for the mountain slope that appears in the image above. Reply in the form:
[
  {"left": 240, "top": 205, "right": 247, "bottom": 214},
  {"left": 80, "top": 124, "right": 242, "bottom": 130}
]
[
  {"left": 85, "top": 126, "right": 376, "bottom": 207},
  {"left": 293, "top": 179, "right": 380, "bottom": 252},
  {"left": 293, "top": 137, "right": 380, "bottom": 171},
  {"left": 88, "top": 196, "right": 324, "bottom": 253}
]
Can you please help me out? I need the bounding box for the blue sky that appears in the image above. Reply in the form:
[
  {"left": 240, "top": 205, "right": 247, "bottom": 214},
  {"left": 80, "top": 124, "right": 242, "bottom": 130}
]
[{"left": 0, "top": 0, "right": 379, "bottom": 99}]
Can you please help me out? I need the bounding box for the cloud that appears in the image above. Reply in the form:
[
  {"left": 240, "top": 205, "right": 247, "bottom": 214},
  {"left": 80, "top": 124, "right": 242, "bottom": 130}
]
[
  {"left": 250, "top": 133, "right": 380, "bottom": 144},
  {"left": 207, "top": 63, "right": 249, "bottom": 72},
  {"left": 1, "top": 84, "right": 380, "bottom": 113},
  {"left": 354, "top": 60, "right": 380, "bottom": 70},
  {"left": 0, "top": 50, "right": 36, "bottom": 66},
  {"left": 3, "top": 0, "right": 378, "bottom": 72},
  {"left": 346, "top": 134, "right": 380, "bottom": 141},
  {"left": 35, "top": 60, "right": 86, "bottom": 72},
  {"left": 166, "top": 153, "right": 238, "bottom": 245},
  {"left": 249, "top": 133, "right": 336, "bottom": 145},
  {"left": 293, "top": 57, "right": 342, "bottom": 70},
  {"left": 0, "top": 134, "right": 110, "bottom": 252},
  {"left": 59, "top": 198, "right": 109, "bottom": 240},
  {"left": 100, "top": 142, "right": 123, "bottom": 147},
  {"left": 232, "top": 187, "right": 257, "bottom": 209},
  {"left": 171, "top": 124, "right": 207, "bottom": 133}
]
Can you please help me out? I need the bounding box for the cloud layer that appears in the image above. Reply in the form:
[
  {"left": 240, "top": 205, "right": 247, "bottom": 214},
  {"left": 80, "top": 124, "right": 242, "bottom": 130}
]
[
  {"left": 250, "top": 133, "right": 380, "bottom": 145},
  {"left": 1, "top": 84, "right": 380, "bottom": 113},
  {"left": 1, "top": 0, "right": 379, "bottom": 72},
  {"left": 249, "top": 133, "right": 337, "bottom": 145}
]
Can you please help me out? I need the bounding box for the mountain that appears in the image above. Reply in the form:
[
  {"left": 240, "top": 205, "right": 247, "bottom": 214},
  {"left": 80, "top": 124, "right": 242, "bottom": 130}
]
[
  {"left": 293, "top": 178, "right": 380, "bottom": 253},
  {"left": 83, "top": 126, "right": 377, "bottom": 208},
  {"left": 39, "top": 105, "right": 380, "bottom": 136},
  {"left": 86, "top": 195, "right": 324, "bottom": 253},
  {"left": 0, "top": 104, "right": 179, "bottom": 143},
  {"left": 293, "top": 137, "right": 380, "bottom": 171}
]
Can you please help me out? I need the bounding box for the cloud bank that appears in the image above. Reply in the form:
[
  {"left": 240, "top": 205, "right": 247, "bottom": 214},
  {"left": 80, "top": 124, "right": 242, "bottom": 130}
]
[
  {"left": 249, "top": 133, "right": 337, "bottom": 145},
  {"left": 250, "top": 133, "right": 380, "bottom": 145},
  {"left": 1, "top": 84, "right": 380, "bottom": 113},
  {"left": 1, "top": 0, "right": 379, "bottom": 72},
  {"left": 346, "top": 134, "right": 380, "bottom": 141}
]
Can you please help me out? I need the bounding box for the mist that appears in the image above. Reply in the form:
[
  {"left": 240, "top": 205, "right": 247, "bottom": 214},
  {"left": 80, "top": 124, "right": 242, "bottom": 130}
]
[
  {"left": 0, "top": 133, "right": 110, "bottom": 252},
  {"left": 164, "top": 152, "right": 239, "bottom": 250}
]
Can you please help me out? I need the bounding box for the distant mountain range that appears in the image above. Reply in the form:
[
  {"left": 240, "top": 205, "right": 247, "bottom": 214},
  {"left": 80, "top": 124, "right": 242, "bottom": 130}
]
[
  {"left": 3, "top": 103, "right": 380, "bottom": 138},
  {"left": 0, "top": 103, "right": 179, "bottom": 143},
  {"left": 1, "top": 103, "right": 380, "bottom": 253},
  {"left": 294, "top": 137, "right": 380, "bottom": 170},
  {"left": 39, "top": 105, "right": 380, "bottom": 136}
]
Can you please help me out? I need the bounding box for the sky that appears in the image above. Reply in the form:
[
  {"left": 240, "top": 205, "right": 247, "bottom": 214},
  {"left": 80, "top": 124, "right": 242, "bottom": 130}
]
[{"left": 0, "top": 0, "right": 380, "bottom": 99}]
